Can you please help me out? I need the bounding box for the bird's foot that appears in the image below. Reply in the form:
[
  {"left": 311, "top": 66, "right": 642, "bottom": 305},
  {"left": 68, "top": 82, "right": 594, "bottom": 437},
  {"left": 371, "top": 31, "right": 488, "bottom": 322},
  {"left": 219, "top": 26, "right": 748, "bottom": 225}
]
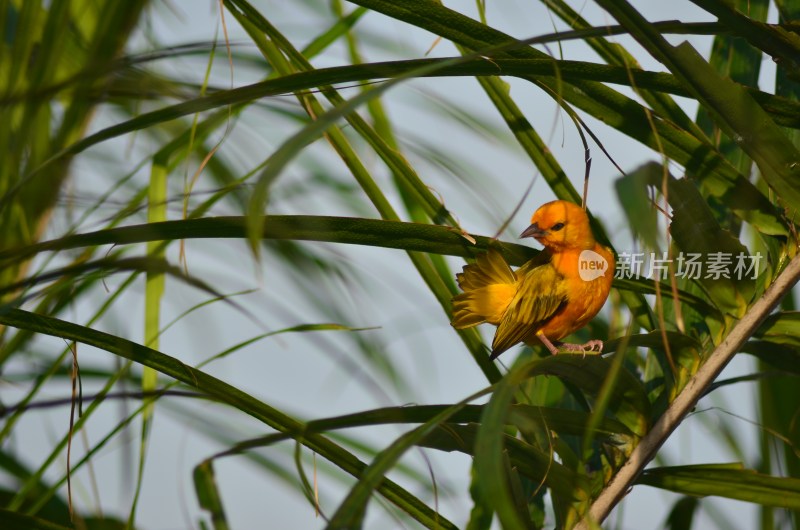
[
  {"left": 555, "top": 340, "right": 604, "bottom": 358},
  {"left": 536, "top": 333, "right": 561, "bottom": 355}
]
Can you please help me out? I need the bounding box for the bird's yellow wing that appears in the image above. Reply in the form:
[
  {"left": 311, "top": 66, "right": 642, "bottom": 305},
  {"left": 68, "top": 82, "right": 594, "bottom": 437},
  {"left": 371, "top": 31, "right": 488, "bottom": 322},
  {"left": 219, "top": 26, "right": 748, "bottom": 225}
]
[
  {"left": 451, "top": 248, "right": 517, "bottom": 328},
  {"left": 455, "top": 248, "right": 516, "bottom": 290},
  {"left": 491, "top": 259, "right": 567, "bottom": 358}
]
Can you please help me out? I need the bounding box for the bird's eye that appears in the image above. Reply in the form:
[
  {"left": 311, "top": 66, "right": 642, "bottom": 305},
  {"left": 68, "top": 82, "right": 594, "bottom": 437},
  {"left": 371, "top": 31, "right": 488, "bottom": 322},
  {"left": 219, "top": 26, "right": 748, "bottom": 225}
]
[{"left": 551, "top": 222, "right": 565, "bottom": 231}]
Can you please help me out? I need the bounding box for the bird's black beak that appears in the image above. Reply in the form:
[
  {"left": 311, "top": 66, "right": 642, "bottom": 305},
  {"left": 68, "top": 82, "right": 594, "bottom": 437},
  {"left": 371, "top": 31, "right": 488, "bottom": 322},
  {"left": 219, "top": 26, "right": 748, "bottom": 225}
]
[{"left": 520, "top": 222, "right": 545, "bottom": 239}]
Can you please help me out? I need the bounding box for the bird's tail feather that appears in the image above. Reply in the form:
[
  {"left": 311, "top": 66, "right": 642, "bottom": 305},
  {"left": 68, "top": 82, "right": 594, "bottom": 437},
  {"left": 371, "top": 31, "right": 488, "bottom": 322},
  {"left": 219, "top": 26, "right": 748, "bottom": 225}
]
[{"left": 451, "top": 249, "right": 516, "bottom": 329}]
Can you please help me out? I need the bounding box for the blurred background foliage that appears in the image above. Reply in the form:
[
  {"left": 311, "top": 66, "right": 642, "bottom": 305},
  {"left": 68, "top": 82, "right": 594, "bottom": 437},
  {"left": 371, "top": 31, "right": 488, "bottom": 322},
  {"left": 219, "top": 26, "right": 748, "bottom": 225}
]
[{"left": 0, "top": 0, "right": 799, "bottom": 529}]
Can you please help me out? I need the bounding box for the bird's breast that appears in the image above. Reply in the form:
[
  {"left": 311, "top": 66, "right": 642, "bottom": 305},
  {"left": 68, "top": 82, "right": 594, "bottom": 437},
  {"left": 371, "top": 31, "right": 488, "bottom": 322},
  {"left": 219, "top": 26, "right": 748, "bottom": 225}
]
[{"left": 537, "top": 244, "right": 614, "bottom": 339}]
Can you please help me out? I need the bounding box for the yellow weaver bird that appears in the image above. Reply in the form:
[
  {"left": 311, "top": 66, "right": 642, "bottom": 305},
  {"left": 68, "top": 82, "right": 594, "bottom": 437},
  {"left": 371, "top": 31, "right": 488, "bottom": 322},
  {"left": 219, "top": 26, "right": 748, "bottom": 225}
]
[{"left": 451, "top": 200, "right": 615, "bottom": 360}]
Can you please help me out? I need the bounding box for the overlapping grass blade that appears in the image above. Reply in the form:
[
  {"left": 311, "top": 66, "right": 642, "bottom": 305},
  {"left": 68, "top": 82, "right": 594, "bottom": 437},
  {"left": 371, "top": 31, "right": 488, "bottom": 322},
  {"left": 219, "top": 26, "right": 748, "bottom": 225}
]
[
  {"left": 0, "top": 308, "right": 451, "bottom": 529},
  {"left": 638, "top": 464, "right": 800, "bottom": 509}
]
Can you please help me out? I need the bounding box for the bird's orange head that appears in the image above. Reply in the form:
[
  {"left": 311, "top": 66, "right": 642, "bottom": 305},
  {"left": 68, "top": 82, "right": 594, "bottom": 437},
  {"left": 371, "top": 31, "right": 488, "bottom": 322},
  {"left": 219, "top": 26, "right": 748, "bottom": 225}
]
[{"left": 520, "top": 200, "right": 595, "bottom": 251}]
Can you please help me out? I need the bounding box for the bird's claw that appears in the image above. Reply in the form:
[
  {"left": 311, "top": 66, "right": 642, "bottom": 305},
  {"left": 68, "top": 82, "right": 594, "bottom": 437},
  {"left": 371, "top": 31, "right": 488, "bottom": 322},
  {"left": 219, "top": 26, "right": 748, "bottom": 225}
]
[
  {"left": 580, "top": 339, "right": 604, "bottom": 353},
  {"left": 555, "top": 340, "right": 604, "bottom": 358}
]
